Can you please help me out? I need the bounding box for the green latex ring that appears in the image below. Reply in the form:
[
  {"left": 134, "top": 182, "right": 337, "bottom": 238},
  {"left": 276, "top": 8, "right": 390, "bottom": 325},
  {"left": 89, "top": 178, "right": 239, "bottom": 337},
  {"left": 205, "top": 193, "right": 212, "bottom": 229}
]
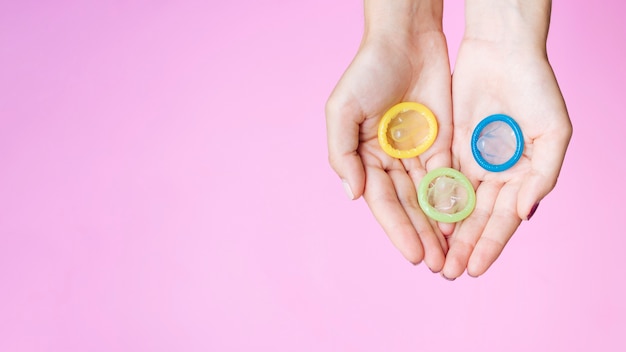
[{"left": 418, "top": 167, "right": 476, "bottom": 223}]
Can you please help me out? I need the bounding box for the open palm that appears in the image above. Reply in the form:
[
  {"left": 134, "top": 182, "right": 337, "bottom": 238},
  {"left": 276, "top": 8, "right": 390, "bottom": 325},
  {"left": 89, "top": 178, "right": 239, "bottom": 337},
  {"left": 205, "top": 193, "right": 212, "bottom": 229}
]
[
  {"left": 442, "top": 39, "right": 572, "bottom": 279},
  {"left": 326, "top": 32, "right": 453, "bottom": 271}
]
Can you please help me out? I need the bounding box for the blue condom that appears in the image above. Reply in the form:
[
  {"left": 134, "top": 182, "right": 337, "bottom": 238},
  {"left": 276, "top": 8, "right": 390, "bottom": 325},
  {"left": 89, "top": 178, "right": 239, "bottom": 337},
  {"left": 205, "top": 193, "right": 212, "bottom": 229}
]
[{"left": 471, "top": 114, "right": 524, "bottom": 172}]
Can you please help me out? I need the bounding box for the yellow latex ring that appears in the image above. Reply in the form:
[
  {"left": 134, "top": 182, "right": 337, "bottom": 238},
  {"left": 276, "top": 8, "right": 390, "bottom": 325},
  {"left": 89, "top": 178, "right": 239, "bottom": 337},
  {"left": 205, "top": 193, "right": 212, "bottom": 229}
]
[{"left": 377, "top": 102, "right": 438, "bottom": 159}]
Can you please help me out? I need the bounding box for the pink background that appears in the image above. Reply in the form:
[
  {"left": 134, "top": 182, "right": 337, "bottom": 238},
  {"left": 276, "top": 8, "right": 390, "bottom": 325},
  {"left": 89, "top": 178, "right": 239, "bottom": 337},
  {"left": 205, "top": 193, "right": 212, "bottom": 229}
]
[{"left": 1, "top": 0, "right": 625, "bottom": 351}]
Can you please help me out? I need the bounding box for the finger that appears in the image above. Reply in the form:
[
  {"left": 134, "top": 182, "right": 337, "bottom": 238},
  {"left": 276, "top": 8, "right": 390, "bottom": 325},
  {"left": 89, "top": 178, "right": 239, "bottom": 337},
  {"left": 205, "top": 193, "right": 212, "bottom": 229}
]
[
  {"left": 325, "top": 96, "right": 366, "bottom": 200},
  {"left": 402, "top": 159, "right": 450, "bottom": 252},
  {"left": 388, "top": 168, "right": 446, "bottom": 272},
  {"left": 441, "top": 181, "right": 502, "bottom": 279},
  {"left": 438, "top": 221, "right": 456, "bottom": 238},
  {"left": 363, "top": 166, "right": 425, "bottom": 265},
  {"left": 517, "top": 126, "right": 572, "bottom": 219},
  {"left": 468, "top": 182, "right": 522, "bottom": 277}
]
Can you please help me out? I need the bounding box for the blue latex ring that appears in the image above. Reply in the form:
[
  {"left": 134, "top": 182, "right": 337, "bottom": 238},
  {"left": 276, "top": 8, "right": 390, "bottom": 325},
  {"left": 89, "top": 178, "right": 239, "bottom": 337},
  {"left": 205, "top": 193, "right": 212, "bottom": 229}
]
[{"left": 471, "top": 114, "right": 524, "bottom": 172}]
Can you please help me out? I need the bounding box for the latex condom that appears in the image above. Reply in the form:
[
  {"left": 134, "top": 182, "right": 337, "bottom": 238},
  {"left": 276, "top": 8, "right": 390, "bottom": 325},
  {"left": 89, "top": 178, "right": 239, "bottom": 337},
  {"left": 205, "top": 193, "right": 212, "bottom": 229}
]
[
  {"left": 378, "top": 102, "right": 438, "bottom": 159},
  {"left": 471, "top": 114, "right": 524, "bottom": 172},
  {"left": 418, "top": 167, "right": 476, "bottom": 223}
]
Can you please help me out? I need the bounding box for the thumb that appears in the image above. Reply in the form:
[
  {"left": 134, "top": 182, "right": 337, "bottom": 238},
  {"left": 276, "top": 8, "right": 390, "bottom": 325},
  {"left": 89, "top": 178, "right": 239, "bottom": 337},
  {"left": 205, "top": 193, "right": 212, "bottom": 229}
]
[
  {"left": 517, "top": 128, "right": 572, "bottom": 220},
  {"left": 326, "top": 96, "right": 366, "bottom": 200}
]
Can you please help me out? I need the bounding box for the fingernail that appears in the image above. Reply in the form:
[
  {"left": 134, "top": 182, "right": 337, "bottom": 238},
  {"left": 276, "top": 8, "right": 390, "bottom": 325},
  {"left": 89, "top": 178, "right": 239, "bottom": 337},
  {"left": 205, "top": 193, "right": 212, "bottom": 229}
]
[
  {"left": 527, "top": 202, "right": 540, "bottom": 220},
  {"left": 342, "top": 179, "right": 354, "bottom": 200},
  {"left": 441, "top": 273, "right": 456, "bottom": 281}
]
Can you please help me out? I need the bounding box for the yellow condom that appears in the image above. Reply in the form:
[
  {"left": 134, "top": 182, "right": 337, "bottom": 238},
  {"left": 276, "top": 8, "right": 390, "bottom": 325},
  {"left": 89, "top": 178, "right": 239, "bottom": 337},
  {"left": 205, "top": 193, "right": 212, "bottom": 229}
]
[{"left": 378, "top": 102, "right": 438, "bottom": 159}]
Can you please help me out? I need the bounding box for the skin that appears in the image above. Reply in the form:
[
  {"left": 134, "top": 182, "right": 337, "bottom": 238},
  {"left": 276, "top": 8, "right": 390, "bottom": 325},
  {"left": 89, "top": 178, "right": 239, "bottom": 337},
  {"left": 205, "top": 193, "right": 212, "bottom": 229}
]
[{"left": 326, "top": 0, "right": 572, "bottom": 278}]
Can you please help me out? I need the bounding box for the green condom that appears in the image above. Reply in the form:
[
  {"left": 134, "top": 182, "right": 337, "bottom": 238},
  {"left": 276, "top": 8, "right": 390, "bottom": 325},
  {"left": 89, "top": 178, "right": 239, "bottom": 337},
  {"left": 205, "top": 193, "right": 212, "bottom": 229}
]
[{"left": 418, "top": 168, "right": 476, "bottom": 223}]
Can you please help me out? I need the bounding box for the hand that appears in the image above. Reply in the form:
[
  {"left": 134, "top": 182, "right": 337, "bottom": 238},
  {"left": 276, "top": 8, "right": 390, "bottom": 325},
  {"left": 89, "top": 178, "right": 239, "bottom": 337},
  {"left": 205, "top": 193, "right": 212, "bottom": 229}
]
[
  {"left": 442, "top": 1, "right": 573, "bottom": 279},
  {"left": 326, "top": 0, "right": 453, "bottom": 271}
]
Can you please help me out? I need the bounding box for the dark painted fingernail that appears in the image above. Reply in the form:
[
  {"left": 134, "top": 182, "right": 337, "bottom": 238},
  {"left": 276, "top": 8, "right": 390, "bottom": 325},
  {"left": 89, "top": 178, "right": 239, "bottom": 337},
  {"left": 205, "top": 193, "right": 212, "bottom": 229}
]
[
  {"left": 441, "top": 273, "right": 456, "bottom": 281},
  {"left": 527, "top": 202, "right": 540, "bottom": 220}
]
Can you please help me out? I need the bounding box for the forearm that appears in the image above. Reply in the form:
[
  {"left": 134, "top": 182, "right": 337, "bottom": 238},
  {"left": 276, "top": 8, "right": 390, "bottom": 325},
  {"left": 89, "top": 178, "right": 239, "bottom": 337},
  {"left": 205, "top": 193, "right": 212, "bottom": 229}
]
[
  {"left": 363, "top": 0, "right": 444, "bottom": 41},
  {"left": 464, "top": 0, "right": 552, "bottom": 52}
]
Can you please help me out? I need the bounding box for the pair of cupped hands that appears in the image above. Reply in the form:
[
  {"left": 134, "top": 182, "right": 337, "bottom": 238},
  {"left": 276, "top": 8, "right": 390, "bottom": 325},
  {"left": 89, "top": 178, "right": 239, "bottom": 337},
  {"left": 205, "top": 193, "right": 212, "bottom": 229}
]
[{"left": 325, "top": 1, "right": 572, "bottom": 279}]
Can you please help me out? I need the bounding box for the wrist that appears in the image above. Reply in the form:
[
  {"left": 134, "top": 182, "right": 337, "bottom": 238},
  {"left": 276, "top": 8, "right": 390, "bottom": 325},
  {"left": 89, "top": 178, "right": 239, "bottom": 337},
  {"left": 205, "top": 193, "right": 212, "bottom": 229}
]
[
  {"left": 463, "top": 0, "right": 551, "bottom": 53},
  {"left": 363, "top": 0, "right": 444, "bottom": 42}
]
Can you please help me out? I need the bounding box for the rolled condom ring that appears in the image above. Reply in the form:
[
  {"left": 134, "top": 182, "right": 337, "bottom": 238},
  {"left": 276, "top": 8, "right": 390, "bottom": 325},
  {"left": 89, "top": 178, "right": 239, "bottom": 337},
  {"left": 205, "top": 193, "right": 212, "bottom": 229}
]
[
  {"left": 471, "top": 114, "right": 524, "bottom": 172},
  {"left": 418, "top": 168, "right": 476, "bottom": 223},
  {"left": 378, "top": 102, "right": 438, "bottom": 159}
]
